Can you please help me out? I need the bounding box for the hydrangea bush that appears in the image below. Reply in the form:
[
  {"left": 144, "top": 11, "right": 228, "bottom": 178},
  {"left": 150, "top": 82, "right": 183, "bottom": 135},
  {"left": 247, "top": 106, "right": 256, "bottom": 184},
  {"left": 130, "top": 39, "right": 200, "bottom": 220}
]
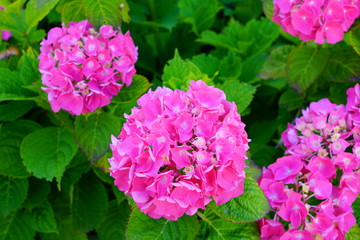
[
  {"left": 1, "top": 0, "right": 360, "bottom": 239},
  {"left": 109, "top": 80, "right": 249, "bottom": 220},
  {"left": 259, "top": 86, "right": 360, "bottom": 239}
]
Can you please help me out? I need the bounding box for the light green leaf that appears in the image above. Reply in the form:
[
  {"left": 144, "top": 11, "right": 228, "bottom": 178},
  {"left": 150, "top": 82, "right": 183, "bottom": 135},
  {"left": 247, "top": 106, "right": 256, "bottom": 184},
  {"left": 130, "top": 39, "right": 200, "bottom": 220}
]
[
  {"left": 162, "top": 50, "right": 213, "bottom": 90},
  {"left": 30, "top": 201, "right": 57, "bottom": 233},
  {"left": 75, "top": 112, "right": 121, "bottom": 162},
  {"left": 286, "top": 44, "right": 330, "bottom": 93},
  {"left": 25, "top": 0, "right": 61, "bottom": 33},
  {"left": 126, "top": 207, "right": 200, "bottom": 240},
  {"left": 0, "top": 68, "right": 37, "bottom": 101},
  {"left": 0, "top": 176, "right": 28, "bottom": 215},
  {"left": 219, "top": 80, "right": 256, "bottom": 114},
  {"left": 59, "top": 0, "right": 86, "bottom": 24},
  {"left": 191, "top": 54, "right": 220, "bottom": 79},
  {"left": 208, "top": 177, "right": 269, "bottom": 223},
  {"left": 259, "top": 45, "right": 293, "bottom": 80},
  {"left": 0, "top": 101, "right": 35, "bottom": 122},
  {"left": 0, "top": 211, "right": 35, "bottom": 240},
  {"left": 72, "top": 171, "right": 108, "bottom": 232},
  {"left": 0, "top": 7, "right": 22, "bottom": 34},
  {"left": 347, "top": 224, "right": 360, "bottom": 240},
  {"left": 109, "top": 74, "right": 152, "bottom": 118},
  {"left": 21, "top": 127, "right": 78, "bottom": 183},
  {"left": 350, "top": 23, "right": 360, "bottom": 56},
  {"left": 198, "top": 209, "right": 260, "bottom": 240},
  {"left": 96, "top": 200, "right": 131, "bottom": 240},
  {"left": 82, "top": 0, "right": 123, "bottom": 29},
  {"left": 0, "top": 120, "right": 41, "bottom": 178},
  {"left": 262, "top": 0, "right": 274, "bottom": 19},
  {"left": 178, "top": 0, "right": 222, "bottom": 35},
  {"left": 18, "top": 48, "right": 41, "bottom": 86},
  {"left": 23, "top": 177, "right": 51, "bottom": 209}
]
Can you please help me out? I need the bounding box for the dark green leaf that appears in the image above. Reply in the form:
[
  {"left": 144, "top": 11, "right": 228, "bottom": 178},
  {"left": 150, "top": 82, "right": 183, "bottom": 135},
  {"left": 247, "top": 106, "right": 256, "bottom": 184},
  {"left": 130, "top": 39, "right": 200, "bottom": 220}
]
[
  {"left": 259, "top": 45, "right": 292, "bottom": 80},
  {"left": 0, "top": 211, "right": 35, "bottom": 240},
  {"left": 0, "top": 101, "right": 35, "bottom": 122},
  {"left": 75, "top": 112, "right": 121, "bottom": 162},
  {"left": 30, "top": 201, "right": 57, "bottom": 233},
  {"left": 197, "top": 209, "right": 260, "bottom": 240},
  {"left": 23, "top": 177, "right": 51, "bottom": 209},
  {"left": 21, "top": 127, "right": 78, "bottom": 183},
  {"left": 126, "top": 207, "right": 200, "bottom": 240},
  {"left": 72, "top": 171, "right": 108, "bottom": 232},
  {"left": 208, "top": 177, "right": 269, "bottom": 223},
  {"left": 279, "top": 89, "right": 304, "bottom": 111},
  {"left": 96, "top": 200, "right": 131, "bottom": 240},
  {"left": 286, "top": 44, "right": 330, "bottom": 93},
  {"left": 0, "top": 176, "right": 28, "bottom": 215},
  {"left": 0, "top": 120, "right": 41, "bottom": 178},
  {"left": 219, "top": 54, "right": 243, "bottom": 80}
]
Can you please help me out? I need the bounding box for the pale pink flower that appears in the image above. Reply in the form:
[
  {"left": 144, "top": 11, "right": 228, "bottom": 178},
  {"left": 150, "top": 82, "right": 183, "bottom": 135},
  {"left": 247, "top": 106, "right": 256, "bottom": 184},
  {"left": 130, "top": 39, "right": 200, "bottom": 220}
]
[
  {"left": 109, "top": 80, "right": 250, "bottom": 220},
  {"left": 38, "top": 20, "right": 138, "bottom": 115}
]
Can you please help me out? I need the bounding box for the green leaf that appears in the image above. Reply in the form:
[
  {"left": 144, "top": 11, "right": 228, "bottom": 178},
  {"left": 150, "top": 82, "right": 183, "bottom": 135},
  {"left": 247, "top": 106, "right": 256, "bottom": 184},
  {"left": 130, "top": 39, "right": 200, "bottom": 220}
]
[
  {"left": 259, "top": 45, "right": 293, "bottom": 80},
  {"left": 0, "top": 211, "right": 35, "bottom": 240},
  {"left": 352, "top": 196, "right": 360, "bottom": 224},
  {"left": 197, "top": 210, "right": 260, "bottom": 240},
  {"left": 198, "top": 18, "right": 279, "bottom": 57},
  {"left": 59, "top": 0, "right": 86, "bottom": 24},
  {"left": 0, "top": 68, "right": 37, "bottom": 101},
  {"left": 23, "top": 177, "right": 51, "bottom": 209},
  {"left": 96, "top": 200, "right": 131, "bottom": 240},
  {"left": 279, "top": 89, "right": 304, "bottom": 111},
  {"left": 286, "top": 44, "right": 330, "bottom": 93},
  {"left": 72, "top": 171, "right": 108, "bottom": 232},
  {"left": 0, "top": 101, "right": 35, "bottom": 122},
  {"left": 109, "top": 74, "right": 152, "bottom": 118},
  {"left": 21, "top": 127, "right": 78, "bottom": 183},
  {"left": 240, "top": 52, "right": 267, "bottom": 83},
  {"left": 18, "top": 48, "right": 41, "bottom": 86},
  {"left": 347, "top": 224, "right": 360, "bottom": 240},
  {"left": 219, "top": 54, "right": 243, "bottom": 80},
  {"left": 0, "top": 7, "right": 22, "bottom": 35},
  {"left": 25, "top": 0, "right": 61, "bottom": 34},
  {"left": 126, "top": 207, "right": 200, "bottom": 240},
  {"left": 162, "top": 50, "right": 213, "bottom": 90},
  {"left": 30, "top": 201, "right": 57, "bottom": 233},
  {"left": 350, "top": 23, "right": 360, "bottom": 56},
  {"left": 208, "top": 177, "right": 269, "bottom": 223},
  {"left": 191, "top": 54, "right": 220, "bottom": 79},
  {"left": 178, "top": 0, "right": 222, "bottom": 35},
  {"left": 75, "top": 112, "right": 121, "bottom": 162},
  {"left": 262, "top": 0, "right": 274, "bottom": 19},
  {"left": 219, "top": 80, "right": 256, "bottom": 114},
  {"left": 82, "top": 0, "right": 124, "bottom": 29},
  {"left": 0, "top": 176, "right": 28, "bottom": 215},
  {"left": 324, "top": 46, "right": 360, "bottom": 83},
  {"left": 0, "top": 120, "right": 41, "bottom": 178}
]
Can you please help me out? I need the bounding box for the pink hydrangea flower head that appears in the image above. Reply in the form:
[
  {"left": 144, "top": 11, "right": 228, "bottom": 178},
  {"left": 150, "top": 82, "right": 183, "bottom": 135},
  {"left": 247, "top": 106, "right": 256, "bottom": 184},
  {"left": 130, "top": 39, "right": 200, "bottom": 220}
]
[
  {"left": 38, "top": 20, "right": 138, "bottom": 115},
  {"left": 259, "top": 94, "right": 360, "bottom": 239},
  {"left": 0, "top": 6, "right": 12, "bottom": 41},
  {"left": 272, "top": 0, "right": 360, "bottom": 44},
  {"left": 109, "top": 80, "right": 250, "bottom": 220}
]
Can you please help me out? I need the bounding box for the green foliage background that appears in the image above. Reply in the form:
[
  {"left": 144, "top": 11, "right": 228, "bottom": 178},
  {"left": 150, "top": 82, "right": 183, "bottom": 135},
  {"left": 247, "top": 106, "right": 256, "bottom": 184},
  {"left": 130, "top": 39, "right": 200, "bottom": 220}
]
[{"left": 0, "top": 0, "right": 360, "bottom": 239}]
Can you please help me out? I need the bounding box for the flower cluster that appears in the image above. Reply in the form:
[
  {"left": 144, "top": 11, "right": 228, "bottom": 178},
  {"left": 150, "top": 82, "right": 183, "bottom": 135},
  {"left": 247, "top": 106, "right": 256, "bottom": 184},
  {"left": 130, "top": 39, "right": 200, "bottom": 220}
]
[
  {"left": 0, "top": 6, "right": 11, "bottom": 41},
  {"left": 273, "top": 0, "right": 360, "bottom": 44},
  {"left": 38, "top": 20, "right": 138, "bottom": 115},
  {"left": 259, "top": 85, "right": 360, "bottom": 239},
  {"left": 109, "top": 80, "right": 250, "bottom": 220}
]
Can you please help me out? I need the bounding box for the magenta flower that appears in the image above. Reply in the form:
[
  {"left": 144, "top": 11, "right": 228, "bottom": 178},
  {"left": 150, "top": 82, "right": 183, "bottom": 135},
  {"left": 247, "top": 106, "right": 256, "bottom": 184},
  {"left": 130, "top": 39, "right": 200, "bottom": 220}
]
[
  {"left": 273, "top": 0, "right": 360, "bottom": 44},
  {"left": 38, "top": 20, "right": 138, "bottom": 115},
  {"left": 259, "top": 93, "right": 360, "bottom": 239},
  {"left": 108, "top": 80, "right": 250, "bottom": 220}
]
